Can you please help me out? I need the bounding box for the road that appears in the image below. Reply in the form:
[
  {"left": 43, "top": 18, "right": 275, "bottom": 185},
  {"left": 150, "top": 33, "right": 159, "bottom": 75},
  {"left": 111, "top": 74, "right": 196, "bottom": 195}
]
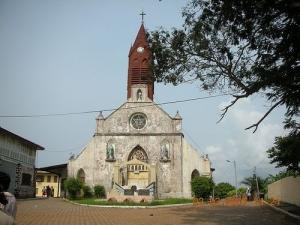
[{"left": 16, "top": 198, "right": 298, "bottom": 225}]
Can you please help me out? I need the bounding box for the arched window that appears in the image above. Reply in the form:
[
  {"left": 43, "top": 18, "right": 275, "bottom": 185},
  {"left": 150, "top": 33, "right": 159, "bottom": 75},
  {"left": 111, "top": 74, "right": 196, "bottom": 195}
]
[
  {"left": 136, "top": 89, "right": 143, "bottom": 101},
  {"left": 128, "top": 145, "right": 148, "bottom": 162},
  {"left": 191, "top": 169, "right": 200, "bottom": 180},
  {"left": 77, "top": 169, "right": 85, "bottom": 183}
]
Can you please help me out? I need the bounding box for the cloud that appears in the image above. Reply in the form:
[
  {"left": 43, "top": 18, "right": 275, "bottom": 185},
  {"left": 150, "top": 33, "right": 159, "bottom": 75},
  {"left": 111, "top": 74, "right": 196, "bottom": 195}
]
[{"left": 206, "top": 97, "right": 285, "bottom": 185}]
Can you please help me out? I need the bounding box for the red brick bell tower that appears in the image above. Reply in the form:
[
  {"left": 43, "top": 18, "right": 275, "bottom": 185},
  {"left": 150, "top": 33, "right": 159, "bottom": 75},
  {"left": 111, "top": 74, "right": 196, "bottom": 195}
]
[{"left": 127, "top": 23, "right": 154, "bottom": 101}]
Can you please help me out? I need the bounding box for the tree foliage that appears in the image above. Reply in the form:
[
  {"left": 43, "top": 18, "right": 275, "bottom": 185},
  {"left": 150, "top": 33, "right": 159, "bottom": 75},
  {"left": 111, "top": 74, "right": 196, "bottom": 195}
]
[
  {"left": 214, "top": 182, "right": 235, "bottom": 199},
  {"left": 241, "top": 175, "right": 268, "bottom": 193},
  {"left": 191, "top": 176, "right": 214, "bottom": 199},
  {"left": 149, "top": 0, "right": 300, "bottom": 132},
  {"left": 227, "top": 187, "right": 247, "bottom": 197},
  {"left": 267, "top": 132, "right": 300, "bottom": 174},
  {"left": 64, "top": 177, "right": 83, "bottom": 199}
]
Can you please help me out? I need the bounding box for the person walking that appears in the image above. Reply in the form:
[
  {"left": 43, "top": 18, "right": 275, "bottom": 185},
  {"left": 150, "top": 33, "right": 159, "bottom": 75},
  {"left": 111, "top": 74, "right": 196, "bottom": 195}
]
[
  {"left": 46, "top": 186, "right": 51, "bottom": 198},
  {"left": 42, "top": 187, "right": 46, "bottom": 197}
]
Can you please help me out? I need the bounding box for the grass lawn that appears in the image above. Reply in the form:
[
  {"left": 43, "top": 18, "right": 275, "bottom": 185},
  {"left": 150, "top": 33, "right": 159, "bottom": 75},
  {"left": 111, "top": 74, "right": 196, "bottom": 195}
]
[{"left": 73, "top": 198, "right": 192, "bottom": 206}]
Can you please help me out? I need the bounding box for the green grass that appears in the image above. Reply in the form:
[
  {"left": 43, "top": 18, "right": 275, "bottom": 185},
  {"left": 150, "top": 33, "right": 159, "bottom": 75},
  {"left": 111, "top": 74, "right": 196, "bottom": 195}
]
[{"left": 72, "top": 198, "right": 192, "bottom": 206}]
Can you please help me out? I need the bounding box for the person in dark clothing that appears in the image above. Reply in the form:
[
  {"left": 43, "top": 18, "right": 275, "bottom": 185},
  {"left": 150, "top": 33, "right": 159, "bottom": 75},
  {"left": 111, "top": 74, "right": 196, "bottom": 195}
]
[{"left": 46, "top": 186, "right": 51, "bottom": 198}]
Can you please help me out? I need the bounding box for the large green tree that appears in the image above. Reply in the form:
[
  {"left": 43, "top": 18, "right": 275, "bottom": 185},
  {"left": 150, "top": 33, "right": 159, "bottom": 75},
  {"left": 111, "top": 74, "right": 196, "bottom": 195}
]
[
  {"left": 241, "top": 175, "right": 268, "bottom": 193},
  {"left": 149, "top": 0, "right": 300, "bottom": 132},
  {"left": 267, "top": 132, "right": 300, "bottom": 174}
]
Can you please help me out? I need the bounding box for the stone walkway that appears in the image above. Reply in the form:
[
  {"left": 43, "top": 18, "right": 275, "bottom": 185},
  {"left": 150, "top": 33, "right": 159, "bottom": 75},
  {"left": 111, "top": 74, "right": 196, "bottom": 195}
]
[{"left": 16, "top": 198, "right": 299, "bottom": 225}]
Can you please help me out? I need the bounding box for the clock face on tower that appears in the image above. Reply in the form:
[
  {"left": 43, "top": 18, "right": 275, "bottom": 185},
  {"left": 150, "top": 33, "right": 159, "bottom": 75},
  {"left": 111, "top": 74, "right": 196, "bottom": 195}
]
[{"left": 137, "top": 46, "right": 144, "bottom": 53}]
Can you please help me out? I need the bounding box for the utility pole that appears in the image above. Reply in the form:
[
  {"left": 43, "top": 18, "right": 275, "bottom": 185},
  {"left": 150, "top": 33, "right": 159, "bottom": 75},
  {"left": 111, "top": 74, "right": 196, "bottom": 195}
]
[
  {"left": 226, "top": 160, "right": 238, "bottom": 198},
  {"left": 234, "top": 160, "right": 237, "bottom": 198},
  {"left": 254, "top": 167, "right": 260, "bottom": 199}
]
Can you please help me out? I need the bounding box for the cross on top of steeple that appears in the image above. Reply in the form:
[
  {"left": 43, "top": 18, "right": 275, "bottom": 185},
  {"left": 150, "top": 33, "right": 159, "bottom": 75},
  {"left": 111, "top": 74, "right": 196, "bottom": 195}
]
[{"left": 140, "top": 10, "right": 146, "bottom": 24}]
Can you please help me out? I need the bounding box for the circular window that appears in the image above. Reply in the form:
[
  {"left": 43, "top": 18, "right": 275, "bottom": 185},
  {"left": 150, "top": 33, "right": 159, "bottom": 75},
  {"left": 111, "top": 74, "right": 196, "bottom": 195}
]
[{"left": 130, "top": 113, "right": 147, "bottom": 129}]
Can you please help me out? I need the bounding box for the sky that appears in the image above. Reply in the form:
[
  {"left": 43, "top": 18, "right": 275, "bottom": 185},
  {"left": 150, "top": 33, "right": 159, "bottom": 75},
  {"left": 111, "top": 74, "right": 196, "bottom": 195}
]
[{"left": 0, "top": 0, "right": 286, "bottom": 185}]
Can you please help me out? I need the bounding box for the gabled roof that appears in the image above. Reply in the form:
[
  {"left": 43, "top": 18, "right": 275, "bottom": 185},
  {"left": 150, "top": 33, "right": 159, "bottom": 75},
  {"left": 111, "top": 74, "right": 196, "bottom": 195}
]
[{"left": 0, "top": 126, "right": 44, "bottom": 150}]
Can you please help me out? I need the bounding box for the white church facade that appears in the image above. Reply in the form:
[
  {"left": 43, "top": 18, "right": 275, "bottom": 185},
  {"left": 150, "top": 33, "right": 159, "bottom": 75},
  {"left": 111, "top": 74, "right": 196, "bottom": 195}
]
[{"left": 68, "top": 24, "right": 211, "bottom": 198}]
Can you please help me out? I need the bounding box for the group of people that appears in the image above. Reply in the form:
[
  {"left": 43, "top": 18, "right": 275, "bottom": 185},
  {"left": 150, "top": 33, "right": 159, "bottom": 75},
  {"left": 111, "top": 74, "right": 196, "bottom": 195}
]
[
  {"left": 0, "top": 174, "right": 17, "bottom": 225},
  {"left": 42, "top": 186, "right": 55, "bottom": 198}
]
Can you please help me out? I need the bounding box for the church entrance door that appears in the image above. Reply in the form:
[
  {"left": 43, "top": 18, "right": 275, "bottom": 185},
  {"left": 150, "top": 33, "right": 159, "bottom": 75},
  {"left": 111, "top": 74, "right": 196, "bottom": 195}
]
[
  {"left": 126, "top": 146, "right": 150, "bottom": 188},
  {"left": 126, "top": 158, "right": 150, "bottom": 188}
]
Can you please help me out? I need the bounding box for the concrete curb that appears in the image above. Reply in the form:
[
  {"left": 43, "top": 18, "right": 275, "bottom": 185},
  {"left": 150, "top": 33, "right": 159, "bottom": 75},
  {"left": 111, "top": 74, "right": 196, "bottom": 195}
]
[
  {"left": 263, "top": 200, "right": 300, "bottom": 221},
  {"left": 17, "top": 197, "right": 49, "bottom": 201},
  {"left": 64, "top": 198, "right": 193, "bottom": 209}
]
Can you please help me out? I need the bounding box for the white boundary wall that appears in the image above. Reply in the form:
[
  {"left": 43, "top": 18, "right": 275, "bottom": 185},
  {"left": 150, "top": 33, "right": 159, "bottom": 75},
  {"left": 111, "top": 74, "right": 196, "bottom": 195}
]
[{"left": 268, "top": 176, "right": 300, "bottom": 206}]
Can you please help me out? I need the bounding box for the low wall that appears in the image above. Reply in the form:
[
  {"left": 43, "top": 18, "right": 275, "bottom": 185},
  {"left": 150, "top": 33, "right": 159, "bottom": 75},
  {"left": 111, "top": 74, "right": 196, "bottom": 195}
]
[{"left": 268, "top": 176, "right": 300, "bottom": 206}]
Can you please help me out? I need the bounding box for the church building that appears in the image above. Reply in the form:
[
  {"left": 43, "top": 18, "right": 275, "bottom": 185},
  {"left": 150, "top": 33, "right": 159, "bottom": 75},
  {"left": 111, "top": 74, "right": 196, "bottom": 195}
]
[{"left": 68, "top": 23, "right": 211, "bottom": 198}]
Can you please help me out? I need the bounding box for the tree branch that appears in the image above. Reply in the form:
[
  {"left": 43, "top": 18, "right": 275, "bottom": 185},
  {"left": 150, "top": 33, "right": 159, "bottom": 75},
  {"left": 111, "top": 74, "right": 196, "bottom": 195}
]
[
  {"left": 245, "top": 100, "right": 284, "bottom": 133},
  {"left": 217, "top": 93, "right": 250, "bottom": 123}
]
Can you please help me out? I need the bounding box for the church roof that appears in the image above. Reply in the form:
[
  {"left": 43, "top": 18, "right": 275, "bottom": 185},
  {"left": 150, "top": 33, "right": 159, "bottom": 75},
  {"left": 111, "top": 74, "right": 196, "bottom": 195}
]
[{"left": 128, "top": 24, "right": 148, "bottom": 57}]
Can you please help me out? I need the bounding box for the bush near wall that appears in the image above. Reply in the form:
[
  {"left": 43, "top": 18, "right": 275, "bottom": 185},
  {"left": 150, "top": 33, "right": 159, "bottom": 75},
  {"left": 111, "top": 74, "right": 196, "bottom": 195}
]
[
  {"left": 191, "top": 176, "right": 214, "bottom": 199},
  {"left": 82, "top": 185, "right": 93, "bottom": 198},
  {"left": 94, "top": 185, "right": 106, "bottom": 198},
  {"left": 64, "top": 178, "right": 83, "bottom": 199}
]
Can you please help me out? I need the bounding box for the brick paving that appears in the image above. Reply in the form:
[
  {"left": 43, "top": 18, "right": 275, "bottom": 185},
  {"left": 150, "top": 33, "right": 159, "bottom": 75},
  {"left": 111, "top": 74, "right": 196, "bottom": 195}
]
[{"left": 16, "top": 198, "right": 299, "bottom": 225}]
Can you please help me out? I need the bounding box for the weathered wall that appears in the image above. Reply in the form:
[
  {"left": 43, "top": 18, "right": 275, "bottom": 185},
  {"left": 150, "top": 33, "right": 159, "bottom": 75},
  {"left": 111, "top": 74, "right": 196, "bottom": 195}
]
[
  {"left": 181, "top": 139, "right": 211, "bottom": 198},
  {"left": 68, "top": 101, "right": 211, "bottom": 198},
  {"left": 268, "top": 176, "right": 300, "bottom": 206}
]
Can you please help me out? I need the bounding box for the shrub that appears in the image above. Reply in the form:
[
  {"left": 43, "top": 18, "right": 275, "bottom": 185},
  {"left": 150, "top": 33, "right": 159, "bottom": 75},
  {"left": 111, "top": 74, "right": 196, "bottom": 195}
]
[
  {"left": 215, "top": 182, "right": 235, "bottom": 199},
  {"left": 82, "top": 185, "right": 93, "bottom": 198},
  {"left": 94, "top": 185, "right": 106, "bottom": 198},
  {"left": 64, "top": 177, "right": 83, "bottom": 199},
  {"left": 227, "top": 187, "right": 247, "bottom": 197},
  {"left": 191, "top": 176, "right": 214, "bottom": 199}
]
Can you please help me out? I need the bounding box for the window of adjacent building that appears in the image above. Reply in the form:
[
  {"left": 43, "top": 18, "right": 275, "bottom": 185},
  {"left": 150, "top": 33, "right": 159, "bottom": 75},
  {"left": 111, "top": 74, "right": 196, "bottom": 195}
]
[
  {"left": 36, "top": 175, "right": 44, "bottom": 182},
  {"left": 21, "top": 173, "right": 32, "bottom": 186},
  {"left": 47, "top": 175, "right": 51, "bottom": 182},
  {"left": 54, "top": 176, "right": 58, "bottom": 183}
]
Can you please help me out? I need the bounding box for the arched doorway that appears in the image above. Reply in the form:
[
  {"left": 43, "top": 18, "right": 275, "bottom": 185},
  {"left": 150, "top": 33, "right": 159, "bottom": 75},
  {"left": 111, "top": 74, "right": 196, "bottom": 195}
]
[
  {"left": 126, "top": 146, "right": 150, "bottom": 188},
  {"left": 77, "top": 169, "right": 85, "bottom": 183},
  {"left": 191, "top": 169, "right": 200, "bottom": 180}
]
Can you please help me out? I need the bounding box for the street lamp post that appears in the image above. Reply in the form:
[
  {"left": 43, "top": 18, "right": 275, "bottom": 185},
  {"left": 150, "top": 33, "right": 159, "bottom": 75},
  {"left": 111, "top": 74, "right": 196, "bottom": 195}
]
[{"left": 226, "top": 160, "right": 238, "bottom": 198}]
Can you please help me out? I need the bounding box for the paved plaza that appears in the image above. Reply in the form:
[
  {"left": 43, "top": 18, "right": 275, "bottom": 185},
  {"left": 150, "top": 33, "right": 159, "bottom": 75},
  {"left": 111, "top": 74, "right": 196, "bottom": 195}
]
[{"left": 16, "top": 198, "right": 299, "bottom": 225}]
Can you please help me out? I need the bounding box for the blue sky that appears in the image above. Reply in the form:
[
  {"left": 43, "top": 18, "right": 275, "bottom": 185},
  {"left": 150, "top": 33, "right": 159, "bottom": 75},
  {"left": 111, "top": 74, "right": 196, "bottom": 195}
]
[{"left": 0, "top": 0, "right": 286, "bottom": 185}]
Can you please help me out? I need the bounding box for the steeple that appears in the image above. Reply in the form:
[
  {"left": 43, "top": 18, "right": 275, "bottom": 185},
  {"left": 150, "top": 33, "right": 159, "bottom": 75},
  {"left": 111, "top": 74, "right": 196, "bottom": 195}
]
[{"left": 127, "top": 23, "right": 154, "bottom": 101}]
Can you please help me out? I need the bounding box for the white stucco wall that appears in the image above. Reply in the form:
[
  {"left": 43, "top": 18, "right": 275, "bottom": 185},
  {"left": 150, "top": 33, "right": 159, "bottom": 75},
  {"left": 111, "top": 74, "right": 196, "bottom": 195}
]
[
  {"left": 268, "top": 176, "right": 300, "bottom": 206},
  {"left": 182, "top": 139, "right": 211, "bottom": 198}
]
